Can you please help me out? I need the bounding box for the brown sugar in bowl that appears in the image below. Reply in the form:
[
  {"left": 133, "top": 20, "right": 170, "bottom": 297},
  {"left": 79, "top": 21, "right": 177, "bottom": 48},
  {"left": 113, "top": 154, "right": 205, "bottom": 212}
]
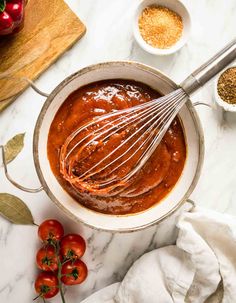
[
  {"left": 133, "top": 0, "right": 191, "bottom": 55},
  {"left": 138, "top": 6, "right": 183, "bottom": 49}
]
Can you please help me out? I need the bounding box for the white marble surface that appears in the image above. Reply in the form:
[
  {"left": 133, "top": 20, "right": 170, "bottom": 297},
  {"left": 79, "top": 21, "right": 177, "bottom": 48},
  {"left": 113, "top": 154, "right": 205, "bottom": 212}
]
[{"left": 0, "top": 0, "right": 236, "bottom": 302}]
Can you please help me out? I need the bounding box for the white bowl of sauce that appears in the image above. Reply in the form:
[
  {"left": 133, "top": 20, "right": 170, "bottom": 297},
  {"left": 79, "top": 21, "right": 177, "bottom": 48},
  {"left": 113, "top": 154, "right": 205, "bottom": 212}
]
[{"left": 33, "top": 62, "right": 204, "bottom": 232}]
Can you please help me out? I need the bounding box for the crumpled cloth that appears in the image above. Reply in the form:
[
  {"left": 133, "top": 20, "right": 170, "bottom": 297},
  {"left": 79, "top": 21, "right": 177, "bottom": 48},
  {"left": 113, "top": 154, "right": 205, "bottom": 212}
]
[{"left": 82, "top": 207, "right": 236, "bottom": 303}]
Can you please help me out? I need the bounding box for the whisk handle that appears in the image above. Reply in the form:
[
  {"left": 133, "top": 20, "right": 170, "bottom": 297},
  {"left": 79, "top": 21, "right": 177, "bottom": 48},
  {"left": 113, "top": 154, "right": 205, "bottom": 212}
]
[{"left": 180, "top": 38, "right": 236, "bottom": 95}]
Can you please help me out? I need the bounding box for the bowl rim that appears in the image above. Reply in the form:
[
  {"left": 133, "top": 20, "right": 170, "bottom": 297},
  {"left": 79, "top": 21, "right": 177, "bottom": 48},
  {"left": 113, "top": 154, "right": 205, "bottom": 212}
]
[
  {"left": 33, "top": 61, "right": 204, "bottom": 233},
  {"left": 133, "top": 0, "right": 192, "bottom": 56}
]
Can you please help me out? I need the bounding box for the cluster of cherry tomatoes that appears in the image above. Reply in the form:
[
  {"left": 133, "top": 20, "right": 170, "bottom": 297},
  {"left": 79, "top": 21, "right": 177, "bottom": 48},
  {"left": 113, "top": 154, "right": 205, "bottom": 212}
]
[
  {"left": 0, "top": 0, "right": 25, "bottom": 36},
  {"left": 34, "top": 219, "right": 88, "bottom": 301}
]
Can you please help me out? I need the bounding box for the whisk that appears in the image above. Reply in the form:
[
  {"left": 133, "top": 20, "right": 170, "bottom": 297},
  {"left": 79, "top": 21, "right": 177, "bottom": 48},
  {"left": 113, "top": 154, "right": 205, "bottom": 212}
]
[{"left": 60, "top": 39, "right": 236, "bottom": 196}]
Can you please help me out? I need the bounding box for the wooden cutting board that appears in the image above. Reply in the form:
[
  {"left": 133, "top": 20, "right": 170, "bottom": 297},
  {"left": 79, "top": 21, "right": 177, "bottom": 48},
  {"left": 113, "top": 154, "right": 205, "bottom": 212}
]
[{"left": 0, "top": 0, "right": 86, "bottom": 112}]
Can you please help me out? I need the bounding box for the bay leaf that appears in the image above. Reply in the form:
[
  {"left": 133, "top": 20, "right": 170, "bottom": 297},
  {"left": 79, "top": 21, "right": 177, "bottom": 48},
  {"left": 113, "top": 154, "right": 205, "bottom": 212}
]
[
  {"left": 4, "top": 133, "right": 25, "bottom": 164},
  {"left": 0, "top": 193, "right": 34, "bottom": 225}
]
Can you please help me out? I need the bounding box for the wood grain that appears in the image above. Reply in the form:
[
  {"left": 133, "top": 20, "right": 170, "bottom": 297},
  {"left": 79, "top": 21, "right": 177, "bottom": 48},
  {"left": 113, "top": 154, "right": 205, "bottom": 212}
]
[{"left": 0, "top": 0, "right": 86, "bottom": 112}]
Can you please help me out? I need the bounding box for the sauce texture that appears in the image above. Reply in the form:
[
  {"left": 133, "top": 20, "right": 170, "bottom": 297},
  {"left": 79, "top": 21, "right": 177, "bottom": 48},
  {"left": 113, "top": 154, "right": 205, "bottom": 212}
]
[{"left": 47, "top": 80, "right": 186, "bottom": 215}]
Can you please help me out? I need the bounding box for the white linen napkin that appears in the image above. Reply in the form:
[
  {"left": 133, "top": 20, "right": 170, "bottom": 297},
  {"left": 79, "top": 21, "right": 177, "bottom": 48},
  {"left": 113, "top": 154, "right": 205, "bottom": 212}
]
[{"left": 82, "top": 207, "right": 236, "bottom": 303}]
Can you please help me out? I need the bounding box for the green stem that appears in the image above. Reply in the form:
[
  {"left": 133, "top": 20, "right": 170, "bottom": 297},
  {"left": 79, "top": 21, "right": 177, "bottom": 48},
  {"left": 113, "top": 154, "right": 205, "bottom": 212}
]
[
  {"left": 58, "top": 263, "right": 66, "bottom": 303},
  {"left": 56, "top": 241, "right": 66, "bottom": 303},
  {"left": 62, "top": 258, "right": 71, "bottom": 265}
]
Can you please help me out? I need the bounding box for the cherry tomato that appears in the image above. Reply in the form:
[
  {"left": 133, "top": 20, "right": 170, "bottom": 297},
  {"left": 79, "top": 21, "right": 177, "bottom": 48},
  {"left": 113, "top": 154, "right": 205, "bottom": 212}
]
[
  {"left": 60, "top": 234, "right": 86, "bottom": 260},
  {"left": 38, "top": 219, "right": 64, "bottom": 242},
  {"left": 61, "top": 260, "right": 88, "bottom": 285},
  {"left": 0, "top": 11, "right": 14, "bottom": 32},
  {"left": 36, "top": 245, "right": 59, "bottom": 272},
  {"left": 5, "top": 1, "right": 24, "bottom": 23},
  {"left": 35, "top": 272, "right": 59, "bottom": 299}
]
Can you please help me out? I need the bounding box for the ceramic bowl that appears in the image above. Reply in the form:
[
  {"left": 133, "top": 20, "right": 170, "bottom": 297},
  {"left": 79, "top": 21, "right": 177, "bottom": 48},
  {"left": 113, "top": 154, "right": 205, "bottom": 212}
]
[
  {"left": 214, "top": 64, "right": 236, "bottom": 112},
  {"left": 33, "top": 61, "right": 204, "bottom": 232},
  {"left": 133, "top": 0, "right": 191, "bottom": 55}
]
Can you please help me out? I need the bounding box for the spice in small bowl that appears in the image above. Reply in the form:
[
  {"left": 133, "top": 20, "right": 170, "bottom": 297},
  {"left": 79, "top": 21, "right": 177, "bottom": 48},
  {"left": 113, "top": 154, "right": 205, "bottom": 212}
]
[
  {"left": 138, "top": 6, "right": 183, "bottom": 49},
  {"left": 133, "top": 0, "right": 191, "bottom": 55},
  {"left": 215, "top": 66, "right": 236, "bottom": 112}
]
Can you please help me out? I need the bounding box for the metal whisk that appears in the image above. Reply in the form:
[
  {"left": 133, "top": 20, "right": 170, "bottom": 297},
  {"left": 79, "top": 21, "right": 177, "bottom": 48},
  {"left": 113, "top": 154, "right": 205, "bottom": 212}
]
[{"left": 60, "top": 39, "right": 236, "bottom": 196}]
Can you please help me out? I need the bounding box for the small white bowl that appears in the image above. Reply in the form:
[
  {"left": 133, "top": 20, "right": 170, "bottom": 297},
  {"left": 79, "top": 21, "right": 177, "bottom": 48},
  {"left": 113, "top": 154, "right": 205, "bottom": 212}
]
[
  {"left": 133, "top": 0, "right": 191, "bottom": 55},
  {"left": 214, "top": 65, "right": 236, "bottom": 112}
]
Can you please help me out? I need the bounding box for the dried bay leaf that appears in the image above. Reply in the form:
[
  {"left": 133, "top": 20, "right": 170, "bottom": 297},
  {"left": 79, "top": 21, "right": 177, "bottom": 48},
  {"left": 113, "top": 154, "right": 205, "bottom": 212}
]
[
  {"left": 4, "top": 133, "right": 25, "bottom": 164},
  {"left": 0, "top": 193, "right": 34, "bottom": 225}
]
